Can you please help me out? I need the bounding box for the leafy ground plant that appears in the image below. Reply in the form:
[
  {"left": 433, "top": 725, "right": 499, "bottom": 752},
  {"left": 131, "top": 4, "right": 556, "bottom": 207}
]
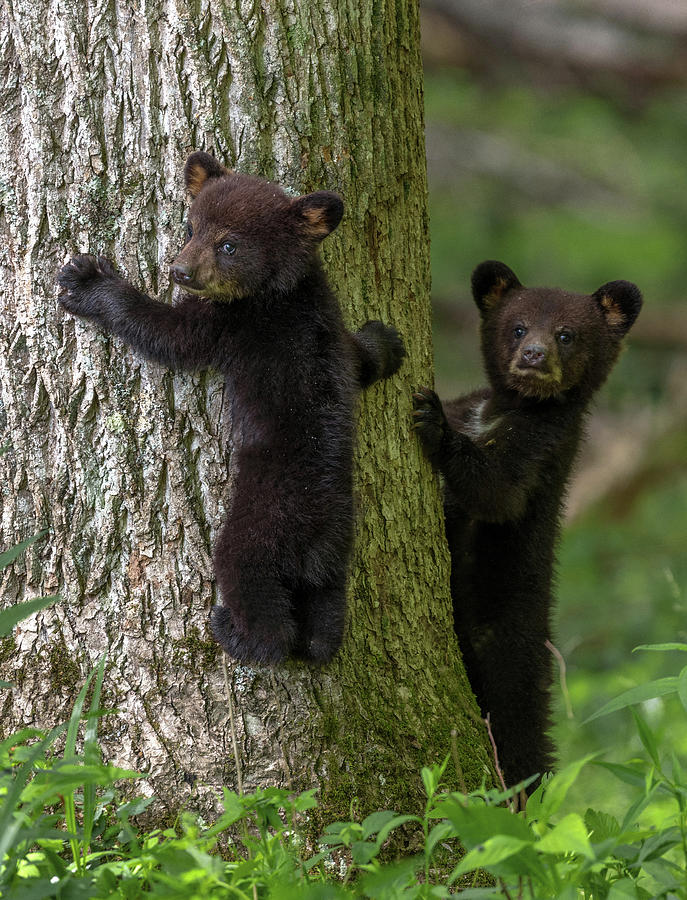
[
  {"left": 2, "top": 538, "right": 686, "bottom": 899},
  {"left": 432, "top": 643, "right": 687, "bottom": 899}
]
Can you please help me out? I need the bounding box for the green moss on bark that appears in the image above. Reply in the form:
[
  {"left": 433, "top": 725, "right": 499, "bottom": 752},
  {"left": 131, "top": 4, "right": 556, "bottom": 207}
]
[
  {"left": 171, "top": 626, "right": 220, "bottom": 675},
  {"left": 48, "top": 636, "right": 82, "bottom": 700}
]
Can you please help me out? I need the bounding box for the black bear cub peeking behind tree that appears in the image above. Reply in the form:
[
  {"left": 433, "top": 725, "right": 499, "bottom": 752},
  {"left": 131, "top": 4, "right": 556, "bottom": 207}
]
[
  {"left": 413, "top": 261, "right": 642, "bottom": 793},
  {"left": 58, "top": 151, "right": 405, "bottom": 666}
]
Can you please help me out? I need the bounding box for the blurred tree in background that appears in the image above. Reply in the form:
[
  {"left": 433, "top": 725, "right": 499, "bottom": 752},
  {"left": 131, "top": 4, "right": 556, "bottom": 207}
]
[{"left": 420, "top": 0, "right": 687, "bottom": 812}]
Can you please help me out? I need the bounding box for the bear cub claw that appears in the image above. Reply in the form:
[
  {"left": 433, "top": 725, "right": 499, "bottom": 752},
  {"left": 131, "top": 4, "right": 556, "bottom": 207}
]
[
  {"left": 412, "top": 387, "right": 447, "bottom": 454},
  {"left": 57, "top": 254, "right": 121, "bottom": 319}
]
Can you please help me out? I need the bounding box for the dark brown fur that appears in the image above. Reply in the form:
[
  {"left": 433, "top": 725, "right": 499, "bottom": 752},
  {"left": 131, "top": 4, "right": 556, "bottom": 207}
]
[
  {"left": 414, "top": 260, "right": 641, "bottom": 790},
  {"left": 57, "top": 152, "right": 405, "bottom": 665}
]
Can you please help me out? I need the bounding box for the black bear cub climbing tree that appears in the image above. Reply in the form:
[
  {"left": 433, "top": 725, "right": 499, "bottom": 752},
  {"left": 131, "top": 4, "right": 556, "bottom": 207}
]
[
  {"left": 414, "top": 261, "right": 642, "bottom": 791},
  {"left": 58, "top": 152, "right": 406, "bottom": 665}
]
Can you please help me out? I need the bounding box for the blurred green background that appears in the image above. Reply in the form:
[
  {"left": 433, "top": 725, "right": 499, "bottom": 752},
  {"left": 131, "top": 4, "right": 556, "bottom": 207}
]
[{"left": 420, "top": 0, "right": 687, "bottom": 812}]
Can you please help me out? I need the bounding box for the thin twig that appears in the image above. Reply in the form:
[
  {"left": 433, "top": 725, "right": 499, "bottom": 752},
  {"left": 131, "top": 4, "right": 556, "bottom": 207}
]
[
  {"left": 545, "top": 639, "right": 573, "bottom": 720},
  {"left": 222, "top": 654, "right": 243, "bottom": 796},
  {"left": 484, "top": 713, "right": 511, "bottom": 806}
]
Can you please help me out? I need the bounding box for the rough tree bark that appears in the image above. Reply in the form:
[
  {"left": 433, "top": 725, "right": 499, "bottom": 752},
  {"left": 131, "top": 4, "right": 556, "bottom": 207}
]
[{"left": 0, "top": 0, "right": 493, "bottom": 821}]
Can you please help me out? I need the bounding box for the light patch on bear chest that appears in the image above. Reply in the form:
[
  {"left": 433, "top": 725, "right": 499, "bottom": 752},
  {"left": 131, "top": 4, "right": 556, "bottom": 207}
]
[{"left": 461, "top": 399, "right": 501, "bottom": 440}]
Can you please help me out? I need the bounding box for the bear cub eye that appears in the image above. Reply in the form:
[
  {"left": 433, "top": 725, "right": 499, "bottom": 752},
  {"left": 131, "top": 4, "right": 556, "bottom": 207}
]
[
  {"left": 557, "top": 330, "right": 574, "bottom": 345},
  {"left": 513, "top": 325, "right": 527, "bottom": 339},
  {"left": 220, "top": 241, "right": 237, "bottom": 256}
]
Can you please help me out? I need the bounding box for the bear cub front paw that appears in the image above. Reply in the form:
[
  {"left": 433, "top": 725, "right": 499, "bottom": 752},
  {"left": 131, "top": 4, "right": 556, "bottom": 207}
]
[
  {"left": 57, "top": 254, "right": 121, "bottom": 321},
  {"left": 360, "top": 320, "right": 406, "bottom": 378},
  {"left": 412, "top": 387, "right": 448, "bottom": 457}
]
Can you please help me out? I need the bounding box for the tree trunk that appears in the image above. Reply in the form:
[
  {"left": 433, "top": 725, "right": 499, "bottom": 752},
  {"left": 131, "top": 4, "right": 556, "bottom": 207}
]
[{"left": 0, "top": 0, "right": 492, "bottom": 821}]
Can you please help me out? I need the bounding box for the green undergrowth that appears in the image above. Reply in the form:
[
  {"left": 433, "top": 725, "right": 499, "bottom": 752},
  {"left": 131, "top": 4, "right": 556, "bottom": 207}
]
[
  {"left": 2, "top": 644, "right": 687, "bottom": 898},
  {"left": 2, "top": 543, "right": 687, "bottom": 898}
]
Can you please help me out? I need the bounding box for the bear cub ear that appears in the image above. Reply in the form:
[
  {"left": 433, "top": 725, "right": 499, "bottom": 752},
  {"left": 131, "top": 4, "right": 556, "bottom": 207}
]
[
  {"left": 593, "top": 280, "right": 643, "bottom": 337},
  {"left": 184, "top": 151, "right": 231, "bottom": 198},
  {"left": 471, "top": 260, "right": 522, "bottom": 316},
  {"left": 291, "top": 191, "right": 344, "bottom": 241}
]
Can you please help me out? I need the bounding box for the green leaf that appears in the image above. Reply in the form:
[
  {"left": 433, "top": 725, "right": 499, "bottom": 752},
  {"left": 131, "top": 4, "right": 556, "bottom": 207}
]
[
  {"left": 3, "top": 875, "right": 74, "bottom": 899},
  {"left": 555, "top": 888, "right": 579, "bottom": 900},
  {"left": 0, "top": 594, "right": 59, "bottom": 639},
  {"left": 535, "top": 813, "right": 594, "bottom": 859},
  {"left": 641, "top": 857, "right": 684, "bottom": 889},
  {"left": 61, "top": 664, "right": 102, "bottom": 872},
  {"left": 304, "top": 848, "right": 334, "bottom": 871},
  {"left": 606, "top": 877, "right": 639, "bottom": 898},
  {"left": 82, "top": 655, "right": 107, "bottom": 857},
  {"left": 351, "top": 840, "right": 381, "bottom": 865},
  {"left": 636, "top": 827, "right": 682, "bottom": 865},
  {"left": 452, "top": 891, "right": 508, "bottom": 899},
  {"left": 594, "top": 761, "right": 647, "bottom": 789},
  {"left": 584, "top": 678, "right": 678, "bottom": 723},
  {"left": 361, "top": 810, "right": 399, "bottom": 840},
  {"left": 677, "top": 665, "right": 687, "bottom": 715},
  {"left": 0, "top": 531, "right": 48, "bottom": 571},
  {"left": 633, "top": 643, "right": 687, "bottom": 653},
  {"left": 531, "top": 755, "right": 595, "bottom": 821},
  {"left": 118, "top": 796, "right": 155, "bottom": 819},
  {"left": 435, "top": 796, "right": 533, "bottom": 846},
  {"left": 375, "top": 814, "right": 419, "bottom": 848},
  {"left": 293, "top": 788, "right": 319, "bottom": 812},
  {"left": 0, "top": 723, "right": 67, "bottom": 861},
  {"left": 468, "top": 774, "right": 540, "bottom": 812},
  {"left": 358, "top": 857, "right": 423, "bottom": 897},
  {"left": 425, "top": 821, "right": 455, "bottom": 860},
  {"left": 0, "top": 727, "right": 45, "bottom": 764},
  {"left": 421, "top": 765, "right": 440, "bottom": 798},
  {"left": 321, "top": 821, "right": 364, "bottom": 846},
  {"left": 619, "top": 783, "right": 662, "bottom": 832},
  {"left": 630, "top": 708, "right": 661, "bottom": 768},
  {"left": 670, "top": 751, "right": 684, "bottom": 784},
  {"left": 220, "top": 788, "right": 245, "bottom": 820},
  {"left": 274, "top": 884, "right": 350, "bottom": 900},
  {"left": 451, "top": 834, "right": 531, "bottom": 878},
  {"left": 420, "top": 757, "right": 450, "bottom": 799},
  {"left": 584, "top": 808, "right": 620, "bottom": 843}
]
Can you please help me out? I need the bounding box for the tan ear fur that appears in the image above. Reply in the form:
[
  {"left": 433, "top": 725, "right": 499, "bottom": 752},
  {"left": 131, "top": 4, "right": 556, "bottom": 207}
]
[
  {"left": 301, "top": 206, "right": 333, "bottom": 238},
  {"left": 471, "top": 261, "right": 522, "bottom": 316},
  {"left": 292, "top": 191, "right": 344, "bottom": 242},
  {"left": 186, "top": 162, "right": 211, "bottom": 198},
  {"left": 593, "top": 280, "right": 642, "bottom": 336},
  {"left": 482, "top": 276, "right": 512, "bottom": 310},
  {"left": 184, "top": 151, "right": 231, "bottom": 199},
  {"left": 598, "top": 293, "right": 627, "bottom": 329}
]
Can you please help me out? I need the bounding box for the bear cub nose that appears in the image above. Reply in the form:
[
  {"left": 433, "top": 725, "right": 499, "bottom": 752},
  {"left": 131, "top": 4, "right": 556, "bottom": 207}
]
[
  {"left": 521, "top": 344, "right": 547, "bottom": 368},
  {"left": 170, "top": 263, "right": 195, "bottom": 285}
]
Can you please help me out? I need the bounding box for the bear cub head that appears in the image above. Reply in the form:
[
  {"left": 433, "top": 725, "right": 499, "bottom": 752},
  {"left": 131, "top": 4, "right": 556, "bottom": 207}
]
[
  {"left": 472, "top": 260, "right": 642, "bottom": 401},
  {"left": 169, "top": 151, "right": 344, "bottom": 301}
]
